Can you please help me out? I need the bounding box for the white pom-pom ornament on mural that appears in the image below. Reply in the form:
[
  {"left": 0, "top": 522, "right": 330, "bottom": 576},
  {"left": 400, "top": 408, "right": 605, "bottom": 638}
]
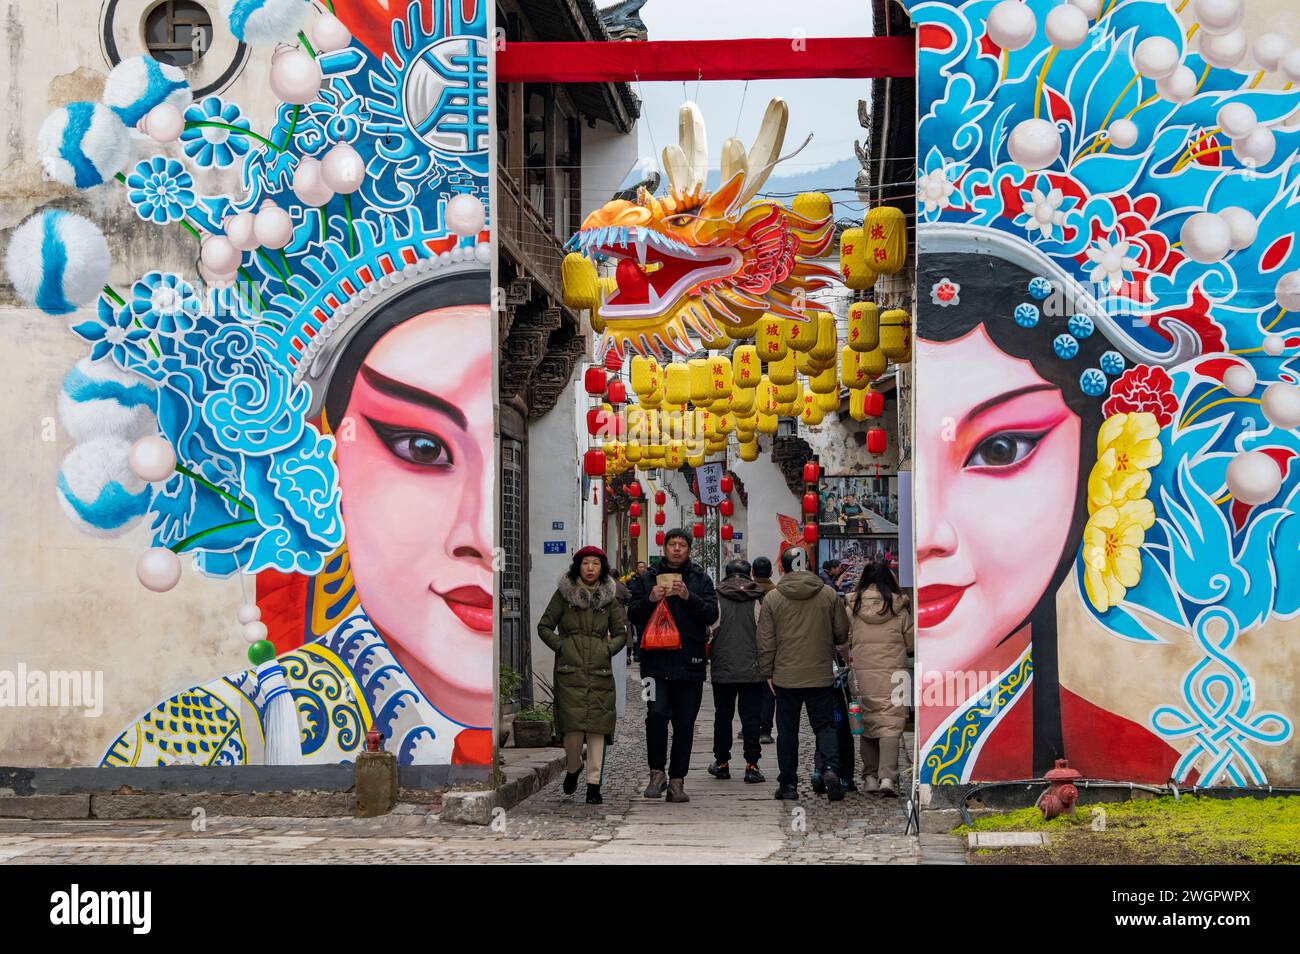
[
  {"left": 199, "top": 259, "right": 239, "bottom": 286},
  {"left": 1232, "top": 126, "right": 1275, "bottom": 168},
  {"left": 242, "top": 621, "right": 270, "bottom": 644},
  {"left": 200, "top": 235, "right": 241, "bottom": 275},
  {"left": 1253, "top": 34, "right": 1286, "bottom": 72},
  {"left": 236, "top": 603, "right": 262, "bottom": 625},
  {"left": 225, "top": 212, "right": 259, "bottom": 252},
  {"left": 987, "top": 1, "right": 1037, "bottom": 52},
  {"left": 1133, "top": 36, "right": 1181, "bottom": 79},
  {"left": 320, "top": 143, "right": 365, "bottom": 194},
  {"left": 137, "top": 547, "right": 182, "bottom": 593},
  {"left": 311, "top": 12, "right": 352, "bottom": 52},
  {"left": 5, "top": 211, "right": 111, "bottom": 315},
  {"left": 142, "top": 103, "right": 185, "bottom": 143},
  {"left": 1222, "top": 363, "right": 1257, "bottom": 397},
  {"left": 1216, "top": 102, "right": 1256, "bottom": 139},
  {"left": 57, "top": 439, "right": 152, "bottom": 538},
  {"left": 446, "top": 193, "right": 487, "bottom": 237},
  {"left": 58, "top": 357, "right": 157, "bottom": 443},
  {"left": 1107, "top": 119, "right": 1138, "bottom": 149},
  {"left": 1156, "top": 65, "right": 1198, "bottom": 104},
  {"left": 1179, "top": 212, "right": 1232, "bottom": 264},
  {"left": 293, "top": 155, "right": 336, "bottom": 206},
  {"left": 1275, "top": 271, "right": 1300, "bottom": 311},
  {"left": 1193, "top": 0, "right": 1244, "bottom": 36},
  {"left": 220, "top": 0, "right": 306, "bottom": 46},
  {"left": 269, "top": 44, "right": 322, "bottom": 105},
  {"left": 1283, "top": 49, "right": 1300, "bottom": 85},
  {"left": 1200, "top": 29, "right": 1247, "bottom": 70},
  {"left": 253, "top": 201, "right": 294, "bottom": 249},
  {"left": 1263, "top": 335, "right": 1285, "bottom": 357},
  {"left": 1261, "top": 382, "right": 1300, "bottom": 431},
  {"left": 129, "top": 435, "right": 177, "bottom": 483},
  {"left": 101, "top": 55, "right": 191, "bottom": 127},
  {"left": 1217, "top": 206, "right": 1257, "bottom": 250},
  {"left": 1045, "top": 4, "right": 1089, "bottom": 50},
  {"left": 37, "top": 102, "right": 131, "bottom": 189},
  {"left": 1225, "top": 450, "right": 1282, "bottom": 506},
  {"left": 1008, "top": 118, "right": 1061, "bottom": 171},
  {"left": 1069, "top": 0, "right": 1102, "bottom": 19}
]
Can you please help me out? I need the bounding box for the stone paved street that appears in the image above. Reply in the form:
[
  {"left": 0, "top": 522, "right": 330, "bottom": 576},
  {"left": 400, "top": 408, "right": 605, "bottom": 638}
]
[{"left": 0, "top": 666, "right": 919, "bottom": 864}]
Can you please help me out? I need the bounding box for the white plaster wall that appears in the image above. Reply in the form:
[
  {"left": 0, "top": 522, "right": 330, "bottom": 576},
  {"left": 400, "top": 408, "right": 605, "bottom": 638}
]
[{"left": 730, "top": 451, "right": 799, "bottom": 569}]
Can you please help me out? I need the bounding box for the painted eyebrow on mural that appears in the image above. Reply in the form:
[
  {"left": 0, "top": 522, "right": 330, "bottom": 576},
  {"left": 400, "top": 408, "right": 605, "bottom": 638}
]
[
  {"left": 963, "top": 384, "right": 1059, "bottom": 424},
  {"left": 359, "top": 365, "right": 468, "bottom": 431}
]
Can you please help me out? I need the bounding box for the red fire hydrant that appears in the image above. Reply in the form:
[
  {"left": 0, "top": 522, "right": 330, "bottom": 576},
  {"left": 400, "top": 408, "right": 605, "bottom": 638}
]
[
  {"left": 365, "top": 727, "right": 385, "bottom": 752},
  {"left": 1038, "top": 759, "right": 1082, "bottom": 820}
]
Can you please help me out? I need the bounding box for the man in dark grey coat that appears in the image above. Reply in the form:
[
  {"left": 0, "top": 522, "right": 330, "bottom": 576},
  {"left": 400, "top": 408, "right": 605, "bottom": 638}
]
[{"left": 706, "top": 559, "right": 767, "bottom": 784}]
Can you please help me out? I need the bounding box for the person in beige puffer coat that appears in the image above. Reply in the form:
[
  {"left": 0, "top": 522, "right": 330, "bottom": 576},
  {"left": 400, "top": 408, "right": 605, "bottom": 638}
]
[{"left": 844, "top": 561, "right": 914, "bottom": 795}]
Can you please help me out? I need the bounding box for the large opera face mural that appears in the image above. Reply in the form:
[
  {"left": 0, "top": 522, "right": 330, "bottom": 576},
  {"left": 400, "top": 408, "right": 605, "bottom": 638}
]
[
  {"left": 10, "top": 1, "right": 495, "bottom": 767},
  {"left": 909, "top": 0, "right": 1299, "bottom": 785}
]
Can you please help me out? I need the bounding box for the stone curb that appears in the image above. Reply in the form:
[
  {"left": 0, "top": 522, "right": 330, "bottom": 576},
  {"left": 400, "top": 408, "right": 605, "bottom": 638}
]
[
  {"left": 441, "top": 748, "right": 568, "bottom": 825},
  {"left": 0, "top": 794, "right": 91, "bottom": 820}
]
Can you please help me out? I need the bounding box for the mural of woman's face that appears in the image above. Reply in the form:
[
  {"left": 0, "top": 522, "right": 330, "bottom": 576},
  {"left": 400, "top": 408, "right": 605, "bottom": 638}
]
[
  {"left": 915, "top": 325, "right": 1079, "bottom": 677},
  {"left": 335, "top": 304, "right": 494, "bottom": 727}
]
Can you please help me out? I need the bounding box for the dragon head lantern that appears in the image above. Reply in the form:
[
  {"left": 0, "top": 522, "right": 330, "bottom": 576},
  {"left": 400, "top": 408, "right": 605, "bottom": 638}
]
[{"left": 566, "top": 98, "right": 837, "bottom": 357}]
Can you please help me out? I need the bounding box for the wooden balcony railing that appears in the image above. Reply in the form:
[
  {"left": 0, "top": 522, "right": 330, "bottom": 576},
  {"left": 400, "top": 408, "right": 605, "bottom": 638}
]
[{"left": 496, "top": 168, "right": 568, "bottom": 308}]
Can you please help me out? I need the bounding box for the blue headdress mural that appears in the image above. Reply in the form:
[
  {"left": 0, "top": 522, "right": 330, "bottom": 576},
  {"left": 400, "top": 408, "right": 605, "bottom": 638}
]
[{"left": 908, "top": 0, "right": 1298, "bottom": 785}]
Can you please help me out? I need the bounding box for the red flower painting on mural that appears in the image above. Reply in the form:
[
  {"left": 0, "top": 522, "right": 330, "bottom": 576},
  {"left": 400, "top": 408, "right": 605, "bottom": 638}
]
[{"left": 1102, "top": 365, "right": 1178, "bottom": 426}]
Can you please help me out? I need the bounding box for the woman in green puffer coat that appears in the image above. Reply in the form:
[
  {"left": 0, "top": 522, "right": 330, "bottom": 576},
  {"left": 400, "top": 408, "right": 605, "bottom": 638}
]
[{"left": 537, "top": 545, "right": 627, "bottom": 804}]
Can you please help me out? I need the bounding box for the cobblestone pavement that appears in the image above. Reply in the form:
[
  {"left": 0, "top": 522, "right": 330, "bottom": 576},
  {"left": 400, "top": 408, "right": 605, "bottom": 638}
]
[{"left": 0, "top": 666, "right": 919, "bottom": 864}]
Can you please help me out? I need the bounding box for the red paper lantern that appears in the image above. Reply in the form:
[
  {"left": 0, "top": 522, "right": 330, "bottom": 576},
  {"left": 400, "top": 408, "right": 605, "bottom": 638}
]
[
  {"left": 583, "top": 449, "right": 606, "bottom": 477},
  {"left": 629, "top": 502, "right": 642, "bottom": 518},
  {"left": 867, "top": 428, "right": 888, "bottom": 455},
  {"left": 719, "top": 475, "right": 733, "bottom": 493},
  {"left": 654, "top": 511, "right": 666, "bottom": 526},
  {"left": 692, "top": 522, "right": 705, "bottom": 539},
  {"left": 655, "top": 530, "right": 665, "bottom": 546},
  {"left": 603, "top": 349, "right": 623, "bottom": 372},
  {"left": 654, "top": 490, "right": 666, "bottom": 506},
  {"left": 719, "top": 499, "right": 734, "bottom": 517},
  {"left": 802, "top": 492, "right": 818, "bottom": 514},
  {"left": 584, "top": 367, "right": 607, "bottom": 395},
  {"left": 629, "top": 521, "right": 641, "bottom": 538},
  {"left": 864, "top": 390, "right": 885, "bottom": 418},
  {"left": 586, "top": 407, "right": 608, "bottom": 436},
  {"left": 720, "top": 524, "right": 734, "bottom": 541},
  {"left": 628, "top": 481, "right": 642, "bottom": 498},
  {"left": 693, "top": 501, "right": 705, "bottom": 517},
  {"left": 803, "top": 523, "right": 818, "bottom": 544},
  {"left": 803, "top": 461, "right": 820, "bottom": 484},
  {"left": 607, "top": 380, "right": 627, "bottom": 405}
]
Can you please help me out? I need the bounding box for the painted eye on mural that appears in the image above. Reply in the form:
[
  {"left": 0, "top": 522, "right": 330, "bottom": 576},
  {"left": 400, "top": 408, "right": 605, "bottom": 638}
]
[
  {"left": 964, "top": 431, "right": 1047, "bottom": 470},
  {"left": 367, "top": 420, "right": 455, "bottom": 468}
]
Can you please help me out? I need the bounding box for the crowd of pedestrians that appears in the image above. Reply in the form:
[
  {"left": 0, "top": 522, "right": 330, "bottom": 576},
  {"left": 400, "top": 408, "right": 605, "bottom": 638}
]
[{"left": 536, "top": 531, "right": 913, "bottom": 806}]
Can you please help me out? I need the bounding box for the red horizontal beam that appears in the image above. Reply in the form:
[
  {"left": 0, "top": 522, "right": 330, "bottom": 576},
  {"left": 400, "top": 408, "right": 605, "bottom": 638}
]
[{"left": 496, "top": 36, "right": 914, "bottom": 83}]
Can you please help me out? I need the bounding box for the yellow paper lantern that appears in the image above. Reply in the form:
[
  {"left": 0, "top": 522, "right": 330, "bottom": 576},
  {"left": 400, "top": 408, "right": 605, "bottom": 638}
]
[
  {"left": 756, "top": 412, "right": 778, "bottom": 434},
  {"left": 731, "top": 387, "right": 755, "bottom": 416},
  {"left": 561, "top": 253, "right": 598, "bottom": 309},
  {"left": 801, "top": 393, "right": 825, "bottom": 426},
  {"left": 784, "top": 315, "right": 816, "bottom": 353},
  {"left": 716, "top": 412, "right": 735, "bottom": 435},
  {"left": 865, "top": 206, "right": 907, "bottom": 276},
  {"left": 809, "top": 366, "right": 839, "bottom": 395},
  {"left": 849, "top": 389, "right": 870, "bottom": 422},
  {"left": 792, "top": 192, "right": 833, "bottom": 222},
  {"left": 776, "top": 379, "right": 799, "bottom": 403},
  {"left": 725, "top": 319, "right": 760, "bottom": 340},
  {"left": 811, "top": 312, "right": 838, "bottom": 363},
  {"left": 756, "top": 315, "right": 788, "bottom": 361},
  {"left": 795, "top": 350, "right": 817, "bottom": 376},
  {"left": 768, "top": 350, "right": 797, "bottom": 387},
  {"left": 665, "top": 363, "right": 692, "bottom": 405},
  {"left": 732, "top": 345, "right": 761, "bottom": 389},
  {"left": 706, "top": 437, "right": 728, "bottom": 454},
  {"left": 630, "top": 356, "right": 661, "bottom": 396},
  {"left": 839, "top": 226, "right": 877, "bottom": 290},
  {"left": 757, "top": 376, "right": 778, "bottom": 415},
  {"left": 686, "top": 453, "right": 706, "bottom": 468},
  {"left": 626, "top": 441, "right": 643, "bottom": 463},
  {"left": 684, "top": 358, "right": 708, "bottom": 403},
  {"left": 816, "top": 390, "right": 841, "bottom": 413},
  {"left": 702, "top": 409, "right": 719, "bottom": 439},
  {"left": 666, "top": 442, "right": 686, "bottom": 469},
  {"left": 860, "top": 347, "right": 888, "bottom": 379},
  {"left": 705, "top": 356, "right": 733, "bottom": 402},
  {"left": 739, "top": 439, "right": 760, "bottom": 462},
  {"left": 841, "top": 346, "right": 870, "bottom": 390},
  {"left": 880, "top": 309, "right": 912, "bottom": 361},
  {"left": 848, "top": 301, "right": 880, "bottom": 353}
]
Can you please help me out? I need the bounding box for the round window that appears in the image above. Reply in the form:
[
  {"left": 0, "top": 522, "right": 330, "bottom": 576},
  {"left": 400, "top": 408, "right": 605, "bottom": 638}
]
[{"left": 142, "top": 0, "right": 213, "bottom": 68}]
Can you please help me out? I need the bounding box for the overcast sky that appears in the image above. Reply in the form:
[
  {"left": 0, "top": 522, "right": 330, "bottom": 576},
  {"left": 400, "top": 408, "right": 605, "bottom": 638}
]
[{"left": 630, "top": 0, "right": 873, "bottom": 184}]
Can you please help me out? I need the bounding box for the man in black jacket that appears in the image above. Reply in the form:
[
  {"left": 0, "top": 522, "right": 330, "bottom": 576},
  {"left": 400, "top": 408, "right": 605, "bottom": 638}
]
[
  {"left": 707, "top": 559, "right": 767, "bottom": 785},
  {"left": 627, "top": 528, "right": 719, "bottom": 803}
]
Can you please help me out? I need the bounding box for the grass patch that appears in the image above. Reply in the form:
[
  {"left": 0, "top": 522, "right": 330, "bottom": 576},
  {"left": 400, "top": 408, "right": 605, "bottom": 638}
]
[{"left": 955, "top": 795, "right": 1300, "bottom": 865}]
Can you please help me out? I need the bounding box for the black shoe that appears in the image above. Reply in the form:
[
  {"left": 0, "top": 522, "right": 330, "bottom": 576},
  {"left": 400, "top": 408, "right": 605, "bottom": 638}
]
[
  {"left": 759, "top": 733, "right": 775, "bottom": 744},
  {"left": 562, "top": 769, "right": 581, "bottom": 796},
  {"left": 810, "top": 773, "right": 827, "bottom": 795},
  {"left": 842, "top": 777, "right": 859, "bottom": 793},
  {"left": 824, "top": 768, "right": 845, "bottom": 802},
  {"left": 707, "top": 760, "right": 731, "bottom": 780},
  {"left": 744, "top": 764, "right": 765, "bottom": 784},
  {"left": 585, "top": 783, "right": 603, "bottom": 804},
  {"left": 774, "top": 784, "right": 799, "bottom": 800}
]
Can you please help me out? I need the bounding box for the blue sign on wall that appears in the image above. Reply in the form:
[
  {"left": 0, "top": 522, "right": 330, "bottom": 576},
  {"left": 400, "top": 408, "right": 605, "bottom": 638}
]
[
  {"left": 552, "top": 521, "right": 564, "bottom": 530},
  {"left": 543, "top": 541, "right": 567, "bottom": 554}
]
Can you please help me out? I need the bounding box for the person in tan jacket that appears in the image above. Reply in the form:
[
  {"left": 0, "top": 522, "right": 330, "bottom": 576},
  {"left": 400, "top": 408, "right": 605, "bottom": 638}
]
[
  {"left": 757, "top": 547, "right": 851, "bottom": 801},
  {"left": 844, "top": 561, "right": 914, "bottom": 796}
]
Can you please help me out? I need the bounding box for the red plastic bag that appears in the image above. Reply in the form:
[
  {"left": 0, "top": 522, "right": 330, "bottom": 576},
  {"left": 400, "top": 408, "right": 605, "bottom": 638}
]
[{"left": 641, "top": 600, "right": 682, "bottom": 651}]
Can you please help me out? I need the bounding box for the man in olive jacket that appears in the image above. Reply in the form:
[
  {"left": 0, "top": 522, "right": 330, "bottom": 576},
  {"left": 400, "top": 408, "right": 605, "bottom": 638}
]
[
  {"left": 627, "top": 528, "right": 719, "bottom": 803},
  {"left": 706, "top": 559, "right": 767, "bottom": 784},
  {"left": 757, "top": 547, "right": 851, "bottom": 801}
]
